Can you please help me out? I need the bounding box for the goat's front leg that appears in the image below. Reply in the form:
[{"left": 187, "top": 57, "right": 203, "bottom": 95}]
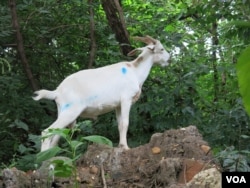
[{"left": 116, "top": 100, "right": 132, "bottom": 150}]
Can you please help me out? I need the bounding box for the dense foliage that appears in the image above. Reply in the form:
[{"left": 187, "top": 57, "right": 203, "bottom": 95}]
[{"left": 1, "top": 0, "right": 250, "bottom": 171}]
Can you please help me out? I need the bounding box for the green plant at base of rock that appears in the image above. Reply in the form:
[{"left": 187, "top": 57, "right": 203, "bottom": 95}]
[{"left": 36, "top": 124, "right": 113, "bottom": 188}]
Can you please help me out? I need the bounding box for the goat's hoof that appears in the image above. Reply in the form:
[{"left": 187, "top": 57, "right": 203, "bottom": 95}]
[{"left": 118, "top": 144, "right": 130, "bottom": 150}]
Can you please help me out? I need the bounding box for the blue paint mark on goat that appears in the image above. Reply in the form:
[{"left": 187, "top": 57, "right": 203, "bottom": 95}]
[
  {"left": 61, "top": 96, "right": 98, "bottom": 112},
  {"left": 80, "top": 95, "right": 98, "bottom": 105},
  {"left": 121, "top": 67, "right": 127, "bottom": 74},
  {"left": 61, "top": 103, "right": 72, "bottom": 112},
  {"left": 86, "top": 95, "right": 98, "bottom": 103}
]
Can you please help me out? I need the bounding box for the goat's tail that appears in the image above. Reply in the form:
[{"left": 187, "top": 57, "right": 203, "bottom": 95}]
[{"left": 33, "top": 89, "right": 57, "bottom": 101}]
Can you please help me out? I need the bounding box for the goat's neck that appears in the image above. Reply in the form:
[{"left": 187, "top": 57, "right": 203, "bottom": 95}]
[{"left": 133, "top": 54, "right": 154, "bottom": 86}]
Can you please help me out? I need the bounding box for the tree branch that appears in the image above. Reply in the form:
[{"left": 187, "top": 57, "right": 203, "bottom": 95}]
[
  {"left": 88, "top": 0, "right": 97, "bottom": 68},
  {"left": 9, "top": 0, "right": 38, "bottom": 91},
  {"left": 101, "top": 0, "right": 133, "bottom": 56}
]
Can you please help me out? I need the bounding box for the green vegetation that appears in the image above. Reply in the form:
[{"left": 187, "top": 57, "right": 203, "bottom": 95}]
[
  {"left": 1, "top": 0, "right": 250, "bottom": 172},
  {"left": 36, "top": 125, "right": 112, "bottom": 187}
]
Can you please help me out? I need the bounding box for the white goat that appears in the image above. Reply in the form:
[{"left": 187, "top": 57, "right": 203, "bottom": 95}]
[{"left": 33, "top": 36, "right": 170, "bottom": 151}]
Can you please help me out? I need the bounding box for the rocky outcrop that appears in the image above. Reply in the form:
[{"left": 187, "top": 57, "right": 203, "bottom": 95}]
[{"left": 0, "top": 126, "right": 221, "bottom": 188}]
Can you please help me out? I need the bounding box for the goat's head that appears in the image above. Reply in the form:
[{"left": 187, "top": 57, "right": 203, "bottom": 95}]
[{"left": 128, "top": 35, "right": 170, "bottom": 67}]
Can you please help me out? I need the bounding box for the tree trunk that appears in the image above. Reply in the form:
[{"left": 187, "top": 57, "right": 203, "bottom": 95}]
[
  {"left": 9, "top": 0, "right": 38, "bottom": 91},
  {"left": 101, "top": 0, "right": 133, "bottom": 56},
  {"left": 88, "top": 0, "right": 97, "bottom": 68},
  {"left": 211, "top": 22, "right": 219, "bottom": 103}
]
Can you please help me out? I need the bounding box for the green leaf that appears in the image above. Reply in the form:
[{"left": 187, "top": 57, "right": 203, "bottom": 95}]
[
  {"left": 237, "top": 46, "right": 250, "bottom": 116},
  {"left": 9, "top": 119, "right": 29, "bottom": 131},
  {"left": 72, "top": 154, "right": 82, "bottom": 161},
  {"left": 18, "top": 144, "right": 27, "bottom": 154},
  {"left": 42, "top": 128, "right": 70, "bottom": 140},
  {"left": 240, "top": 150, "right": 250, "bottom": 155},
  {"left": 70, "top": 140, "right": 84, "bottom": 151},
  {"left": 54, "top": 165, "right": 73, "bottom": 177},
  {"left": 240, "top": 135, "right": 250, "bottom": 139},
  {"left": 82, "top": 135, "right": 113, "bottom": 147},
  {"left": 51, "top": 159, "right": 73, "bottom": 177},
  {"left": 164, "top": 24, "right": 175, "bottom": 32},
  {"left": 36, "top": 146, "right": 61, "bottom": 163}
]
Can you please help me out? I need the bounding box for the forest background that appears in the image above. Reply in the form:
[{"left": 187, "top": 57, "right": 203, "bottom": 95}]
[{"left": 1, "top": 0, "right": 250, "bottom": 171}]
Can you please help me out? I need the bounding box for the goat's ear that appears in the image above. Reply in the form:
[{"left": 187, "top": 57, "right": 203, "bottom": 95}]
[
  {"left": 147, "top": 45, "right": 155, "bottom": 52},
  {"left": 127, "top": 48, "right": 141, "bottom": 56},
  {"left": 133, "top": 36, "right": 157, "bottom": 45}
]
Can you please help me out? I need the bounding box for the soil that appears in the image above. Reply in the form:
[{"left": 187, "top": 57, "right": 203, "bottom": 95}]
[{"left": 0, "top": 125, "right": 221, "bottom": 188}]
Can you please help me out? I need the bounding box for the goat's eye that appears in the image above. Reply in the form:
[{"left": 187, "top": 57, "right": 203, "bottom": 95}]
[{"left": 161, "top": 49, "right": 164, "bottom": 51}]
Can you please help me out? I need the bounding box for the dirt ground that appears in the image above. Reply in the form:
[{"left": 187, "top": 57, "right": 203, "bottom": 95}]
[{"left": 1, "top": 125, "right": 222, "bottom": 188}]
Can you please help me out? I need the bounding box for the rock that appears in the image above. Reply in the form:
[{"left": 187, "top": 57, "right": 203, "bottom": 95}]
[
  {"left": 156, "top": 158, "right": 182, "bottom": 185},
  {"left": 178, "top": 159, "right": 208, "bottom": 183},
  {"left": 89, "top": 165, "right": 99, "bottom": 174},
  {"left": 0, "top": 125, "right": 218, "bottom": 187},
  {"left": 32, "top": 156, "right": 76, "bottom": 187},
  {"left": 187, "top": 168, "right": 221, "bottom": 188},
  {"left": 2, "top": 168, "right": 30, "bottom": 188},
  {"left": 76, "top": 125, "right": 214, "bottom": 187},
  {"left": 149, "top": 125, "right": 212, "bottom": 160}
]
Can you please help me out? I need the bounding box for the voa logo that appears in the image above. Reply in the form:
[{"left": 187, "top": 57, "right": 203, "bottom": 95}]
[
  {"left": 226, "top": 176, "right": 246, "bottom": 183},
  {"left": 222, "top": 172, "right": 250, "bottom": 188}
]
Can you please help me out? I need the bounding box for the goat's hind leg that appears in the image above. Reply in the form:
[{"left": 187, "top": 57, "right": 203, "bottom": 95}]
[{"left": 41, "top": 110, "right": 81, "bottom": 151}]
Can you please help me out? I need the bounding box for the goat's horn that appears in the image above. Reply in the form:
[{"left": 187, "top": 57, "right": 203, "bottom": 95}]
[{"left": 133, "top": 35, "right": 157, "bottom": 45}]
